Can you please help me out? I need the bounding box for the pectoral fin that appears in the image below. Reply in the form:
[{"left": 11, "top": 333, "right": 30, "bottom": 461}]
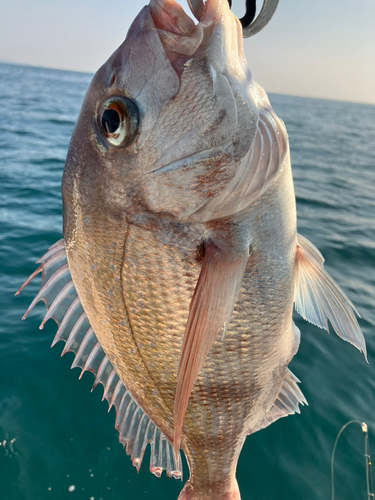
[
  {"left": 295, "top": 234, "right": 367, "bottom": 359},
  {"left": 173, "top": 239, "right": 248, "bottom": 459}
]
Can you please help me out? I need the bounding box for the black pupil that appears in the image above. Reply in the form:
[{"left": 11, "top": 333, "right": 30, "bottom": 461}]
[{"left": 102, "top": 108, "right": 121, "bottom": 134}]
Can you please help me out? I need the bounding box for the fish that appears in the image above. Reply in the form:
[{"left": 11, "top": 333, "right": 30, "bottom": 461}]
[{"left": 17, "top": 0, "right": 367, "bottom": 498}]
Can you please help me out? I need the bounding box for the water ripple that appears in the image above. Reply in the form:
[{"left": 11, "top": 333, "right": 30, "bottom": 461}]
[{"left": 0, "top": 64, "right": 374, "bottom": 500}]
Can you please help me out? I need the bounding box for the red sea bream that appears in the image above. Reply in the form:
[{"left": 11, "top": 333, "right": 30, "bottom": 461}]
[{"left": 18, "top": 0, "right": 366, "bottom": 498}]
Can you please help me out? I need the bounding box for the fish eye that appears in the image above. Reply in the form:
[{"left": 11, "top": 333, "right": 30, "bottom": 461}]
[{"left": 98, "top": 96, "right": 139, "bottom": 147}]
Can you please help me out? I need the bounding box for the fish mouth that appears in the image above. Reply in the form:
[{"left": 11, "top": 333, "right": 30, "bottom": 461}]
[
  {"left": 149, "top": 0, "right": 239, "bottom": 76},
  {"left": 150, "top": 0, "right": 222, "bottom": 30}
]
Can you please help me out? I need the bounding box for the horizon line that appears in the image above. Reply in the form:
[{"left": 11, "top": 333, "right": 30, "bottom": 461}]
[{"left": 1, "top": 59, "right": 374, "bottom": 108}]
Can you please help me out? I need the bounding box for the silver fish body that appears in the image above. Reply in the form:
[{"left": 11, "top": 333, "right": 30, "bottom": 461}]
[{"left": 19, "top": 1, "right": 366, "bottom": 499}]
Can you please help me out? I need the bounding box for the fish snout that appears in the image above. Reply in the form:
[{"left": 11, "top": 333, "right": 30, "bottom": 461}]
[
  {"left": 149, "top": 0, "right": 204, "bottom": 73},
  {"left": 149, "top": 0, "right": 240, "bottom": 75},
  {"left": 150, "top": 0, "right": 226, "bottom": 32},
  {"left": 149, "top": 0, "right": 196, "bottom": 35}
]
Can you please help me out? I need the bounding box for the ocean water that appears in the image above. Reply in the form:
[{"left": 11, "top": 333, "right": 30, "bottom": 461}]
[{"left": 0, "top": 61, "right": 374, "bottom": 500}]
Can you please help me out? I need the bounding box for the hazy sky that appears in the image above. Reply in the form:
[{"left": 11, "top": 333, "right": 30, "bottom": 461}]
[{"left": 1, "top": 0, "right": 374, "bottom": 104}]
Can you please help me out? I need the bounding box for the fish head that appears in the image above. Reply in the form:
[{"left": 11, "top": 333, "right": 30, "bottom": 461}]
[{"left": 62, "top": 0, "right": 266, "bottom": 229}]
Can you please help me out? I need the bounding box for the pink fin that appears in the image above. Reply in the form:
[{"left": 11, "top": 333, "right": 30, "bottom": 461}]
[
  {"left": 18, "top": 238, "right": 182, "bottom": 479},
  {"left": 174, "top": 240, "right": 248, "bottom": 459},
  {"left": 256, "top": 368, "right": 307, "bottom": 433},
  {"left": 36, "top": 238, "right": 65, "bottom": 263},
  {"left": 40, "top": 280, "right": 74, "bottom": 329},
  {"left": 191, "top": 103, "right": 288, "bottom": 222},
  {"left": 295, "top": 234, "right": 367, "bottom": 359}
]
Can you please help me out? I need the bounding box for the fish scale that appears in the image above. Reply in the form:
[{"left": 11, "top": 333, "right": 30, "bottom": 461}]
[
  {"left": 123, "top": 166, "right": 292, "bottom": 490},
  {"left": 63, "top": 137, "right": 304, "bottom": 499},
  {"left": 123, "top": 223, "right": 203, "bottom": 440},
  {"left": 66, "top": 164, "right": 296, "bottom": 496},
  {"left": 65, "top": 221, "right": 164, "bottom": 416}
]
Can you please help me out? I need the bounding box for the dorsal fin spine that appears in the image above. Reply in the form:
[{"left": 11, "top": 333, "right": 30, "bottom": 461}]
[
  {"left": 126, "top": 407, "right": 143, "bottom": 448},
  {"left": 62, "top": 311, "right": 87, "bottom": 355},
  {"left": 116, "top": 392, "right": 132, "bottom": 427},
  {"left": 151, "top": 427, "right": 162, "bottom": 477},
  {"left": 24, "top": 263, "right": 70, "bottom": 319},
  {"left": 40, "top": 280, "right": 74, "bottom": 329},
  {"left": 108, "top": 378, "right": 123, "bottom": 410},
  {"left": 93, "top": 356, "right": 111, "bottom": 389},
  {"left": 102, "top": 369, "right": 119, "bottom": 403},
  {"left": 81, "top": 342, "right": 104, "bottom": 379},
  {"left": 71, "top": 327, "right": 95, "bottom": 369},
  {"left": 16, "top": 247, "right": 66, "bottom": 297},
  {"left": 36, "top": 240, "right": 65, "bottom": 263},
  {"left": 52, "top": 295, "right": 81, "bottom": 346},
  {"left": 119, "top": 400, "right": 136, "bottom": 437},
  {"left": 166, "top": 436, "right": 172, "bottom": 475},
  {"left": 132, "top": 415, "right": 150, "bottom": 470},
  {"left": 17, "top": 263, "right": 44, "bottom": 297}
]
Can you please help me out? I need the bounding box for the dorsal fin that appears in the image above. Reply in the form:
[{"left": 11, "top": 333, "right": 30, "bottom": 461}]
[
  {"left": 16, "top": 239, "right": 182, "bottom": 480},
  {"left": 295, "top": 234, "right": 367, "bottom": 359}
]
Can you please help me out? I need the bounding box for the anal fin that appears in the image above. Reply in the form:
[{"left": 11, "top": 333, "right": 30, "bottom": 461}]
[
  {"left": 295, "top": 234, "right": 367, "bottom": 359},
  {"left": 257, "top": 369, "right": 307, "bottom": 432}
]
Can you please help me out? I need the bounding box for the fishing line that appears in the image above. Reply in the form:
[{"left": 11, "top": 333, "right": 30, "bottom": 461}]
[{"left": 331, "top": 420, "right": 374, "bottom": 500}]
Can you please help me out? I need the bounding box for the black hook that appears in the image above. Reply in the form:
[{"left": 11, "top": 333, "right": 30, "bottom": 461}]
[
  {"left": 187, "top": 0, "right": 279, "bottom": 38},
  {"left": 237, "top": 0, "right": 257, "bottom": 30}
]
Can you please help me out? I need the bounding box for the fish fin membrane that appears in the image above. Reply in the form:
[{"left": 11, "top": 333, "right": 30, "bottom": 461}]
[
  {"left": 257, "top": 368, "right": 307, "bottom": 432},
  {"left": 174, "top": 240, "right": 248, "bottom": 458},
  {"left": 17, "top": 239, "right": 182, "bottom": 480},
  {"left": 192, "top": 97, "right": 289, "bottom": 221},
  {"left": 295, "top": 234, "right": 367, "bottom": 359}
]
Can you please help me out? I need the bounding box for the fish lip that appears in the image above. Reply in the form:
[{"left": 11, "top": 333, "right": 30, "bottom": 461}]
[
  {"left": 150, "top": 0, "right": 221, "bottom": 34},
  {"left": 150, "top": 0, "right": 197, "bottom": 36},
  {"left": 149, "top": 0, "right": 224, "bottom": 62}
]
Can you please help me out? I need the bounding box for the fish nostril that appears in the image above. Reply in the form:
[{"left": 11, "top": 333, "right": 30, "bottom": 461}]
[
  {"left": 195, "top": 241, "right": 206, "bottom": 264},
  {"left": 109, "top": 74, "right": 116, "bottom": 87}
]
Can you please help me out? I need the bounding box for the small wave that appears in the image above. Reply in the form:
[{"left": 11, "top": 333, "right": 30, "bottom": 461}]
[
  {"left": 28, "top": 157, "right": 65, "bottom": 166},
  {"left": 296, "top": 196, "right": 337, "bottom": 210},
  {"left": 47, "top": 118, "right": 75, "bottom": 126}
]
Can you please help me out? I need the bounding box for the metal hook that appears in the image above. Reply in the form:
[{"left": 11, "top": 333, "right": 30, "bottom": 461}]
[
  {"left": 242, "top": 0, "right": 279, "bottom": 38},
  {"left": 187, "top": 0, "right": 279, "bottom": 38},
  {"left": 239, "top": 0, "right": 257, "bottom": 32}
]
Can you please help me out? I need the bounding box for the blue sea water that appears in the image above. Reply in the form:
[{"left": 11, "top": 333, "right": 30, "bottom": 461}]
[{"left": 0, "top": 61, "right": 374, "bottom": 500}]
